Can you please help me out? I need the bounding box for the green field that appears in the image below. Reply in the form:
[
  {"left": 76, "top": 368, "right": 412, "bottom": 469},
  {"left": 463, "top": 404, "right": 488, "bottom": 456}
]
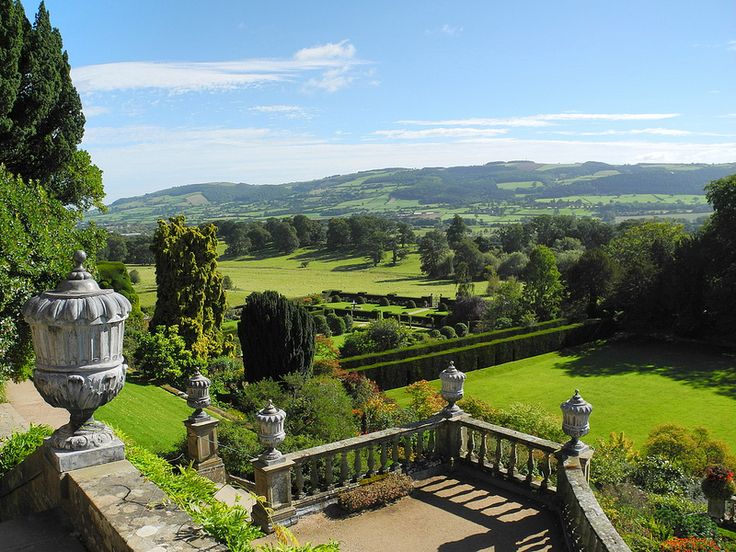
[
  {"left": 96, "top": 382, "right": 194, "bottom": 454},
  {"left": 385, "top": 339, "right": 736, "bottom": 450},
  {"left": 536, "top": 194, "right": 708, "bottom": 205},
  {"left": 132, "top": 248, "right": 479, "bottom": 308}
]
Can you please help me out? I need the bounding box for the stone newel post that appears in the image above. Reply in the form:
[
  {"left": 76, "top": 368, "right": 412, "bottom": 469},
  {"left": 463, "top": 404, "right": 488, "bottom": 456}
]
[
  {"left": 561, "top": 389, "right": 593, "bottom": 456},
  {"left": 22, "top": 250, "right": 131, "bottom": 472},
  {"left": 440, "top": 361, "right": 466, "bottom": 416},
  {"left": 252, "top": 400, "right": 295, "bottom": 532},
  {"left": 184, "top": 370, "right": 226, "bottom": 483}
]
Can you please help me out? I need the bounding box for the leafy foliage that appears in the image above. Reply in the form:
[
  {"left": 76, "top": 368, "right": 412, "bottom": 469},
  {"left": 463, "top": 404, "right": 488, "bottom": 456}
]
[
  {"left": 0, "top": 424, "right": 53, "bottom": 478},
  {"left": 150, "top": 215, "right": 227, "bottom": 359},
  {"left": 133, "top": 325, "right": 199, "bottom": 387},
  {"left": 337, "top": 473, "right": 413, "bottom": 513},
  {"left": 239, "top": 290, "right": 315, "bottom": 382}
]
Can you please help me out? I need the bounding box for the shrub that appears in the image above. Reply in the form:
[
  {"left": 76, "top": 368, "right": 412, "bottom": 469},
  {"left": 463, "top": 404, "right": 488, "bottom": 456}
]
[
  {"left": 428, "top": 329, "right": 443, "bottom": 339},
  {"left": 222, "top": 275, "right": 233, "bottom": 290},
  {"left": 645, "top": 425, "right": 734, "bottom": 476},
  {"left": 234, "top": 378, "right": 287, "bottom": 416},
  {"left": 439, "top": 325, "right": 457, "bottom": 339},
  {"left": 437, "top": 302, "right": 448, "bottom": 312},
  {"left": 337, "top": 473, "right": 413, "bottom": 513},
  {"left": 653, "top": 495, "right": 718, "bottom": 538},
  {"left": 313, "top": 314, "right": 331, "bottom": 336},
  {"left": 129, "top": 269, "right": 140, "bottom": 284},
  {"left": 632, "top": 456, "right": 691, "bottom": 495},
  {"left": 519, "top": 312, "right": 538, "bottom": 329},
  {"left": 494, "top": 402, "right": 566, "bottom": 443},
  {"left": 379, "top": 297, "right": 390, "bottom": 306},
  {"left": 0, "top": 424, "right": 53, "bottom": 478},
  {"left": 340, "top": 332, "right": 376, "bottom": 358},
  {"left": 590, "top": 432, "right": 639, "bottom": 488},
  {"left": 356, "top": 296, "right": 366, "bottom": 304},
  {"left": 406, "top": 300, "right": 416, "bottom": 308},
  {"left": 405, "top": 380, "right": 445, "bottom": 419},
  {"left": 207, "top": 356, "right": 244, "bottom": 400},
  {"left": 331, "top": 295, "right": 342, "bottom": 303},
  {"left": 326, "top": 313, "right": 346, "bottom": 336},
  {"left": 454, "top": 323, "right": 469, "bottom": 337},
  {"left": 133, "top": 325, "right": 199, "bottom": 388},
  {"left": 342, "top": 314, "right": 353, "bottom": 331}
]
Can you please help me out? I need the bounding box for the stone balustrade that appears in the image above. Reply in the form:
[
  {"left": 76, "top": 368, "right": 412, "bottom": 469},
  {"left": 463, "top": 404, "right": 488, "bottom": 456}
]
[
  {"left": 282, "top": 415, "right": 445, "bottom": 513},
  {"left": 557, "top": 455, "right": 632, "bottom": 551},
  {"left": 456, "top": 417, "right": 560, "bottom": 493}
]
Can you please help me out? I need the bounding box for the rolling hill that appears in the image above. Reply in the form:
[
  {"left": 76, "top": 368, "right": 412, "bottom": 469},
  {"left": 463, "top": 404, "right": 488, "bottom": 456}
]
[{"left": 88, "top": 161, "right": 736, "bottom": 229}]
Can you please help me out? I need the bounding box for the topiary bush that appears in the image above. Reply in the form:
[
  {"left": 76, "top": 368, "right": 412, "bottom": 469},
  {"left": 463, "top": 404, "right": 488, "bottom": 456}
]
[
  {"left": 331, "top": 295, "right": 342, "bottom": 303},
  {"left": 428, "top": 329, "right": 443, "bottom": 340},
  {"left": 454, "top": 322, "right": 469, "bottom": 337},
  {"left": 379, "top": 297, "right": 390, "bottom": 306},
  {"left": 439, "top": 325, "right": 457, "bottom": 339},
  {"left": 326, "top": 313, "right": 346, "bottom": 336},
  {"left": 312, "top": 314, "right": 331, "bottom": 336},
  {"left": 356, "top": 296, "right": 366, "bottom": 304},
  {"left": 406, "top": 300, "right": 416, "bottom": 309},
  {"left": 437, "top": 302, "right": 448, "bottom": 312},
  {"left": 342, "top": 314, "right": 353, "bottom": 331},
  {"left": 337, "top": 473, "right": 413, "bottom": 513}
]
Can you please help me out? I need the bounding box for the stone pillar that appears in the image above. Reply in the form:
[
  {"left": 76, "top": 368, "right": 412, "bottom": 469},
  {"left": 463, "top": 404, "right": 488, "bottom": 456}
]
[
  {"left": 184, "top": 417, "right": 226, "bottom": 484},
  {"left": 251, "top": 458, "right": 296, "bottom": 532},
  {"left": 435, "top": 417, "right": 463, "bottom": 468},
  {"left": 184, "top": 370, "right": 225, "bottom": 483}
]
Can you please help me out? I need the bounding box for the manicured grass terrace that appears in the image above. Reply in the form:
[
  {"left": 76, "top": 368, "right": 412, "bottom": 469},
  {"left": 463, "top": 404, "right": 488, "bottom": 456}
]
[{"left": 385, "top": 339, "right": 736, "bottom": 449}]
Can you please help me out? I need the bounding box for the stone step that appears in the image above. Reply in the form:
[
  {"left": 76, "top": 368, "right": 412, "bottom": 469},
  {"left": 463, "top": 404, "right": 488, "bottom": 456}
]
[
  {"left": 214, "top": 483, "right": 258, "bottom": 512},
  {"left": 0, "top": 508, "right": 87, "bottom": 551}
]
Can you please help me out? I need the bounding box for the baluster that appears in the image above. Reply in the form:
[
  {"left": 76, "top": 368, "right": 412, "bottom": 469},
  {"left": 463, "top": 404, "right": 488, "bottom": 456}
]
[
  {"left": 391, "top": 437, "right": 400, "bottom": 471},
  {"left": 379, "top": 441, "right": 389, "bottom": 473},
  {"left": 416, "top": 430, "right": 424, "bottom": 457},
  {"left": 353, "top": 446, "right": 363, "bottom": 481},
  {"left": 525, "top": 447, "right": 535, "bottom": 485},
  {"left": 540, "top": 451, "right": 552, "bottom": 489},
  {"left": 493, "top": 435, "right": 503, "bottom": 474},
  {"left": 465, "top": 429, "right": 475, "bottom": 462},
  {"left": 366, "top": 445, "right": 376, "bottom": 477},
  {"left": 428, "top": 429, "right": 436, "bottom": 455},
  {"left": 325, "top": 453, "right": 334, "bottom": 489},
  {"left": 507, "top": 440, "right": 517, "bottom": 480},
  {"left": 477, "top": 431, "right": 487, "bottom": 468},
  {"left": 340, "top": 450, "right": 349, "bottom": 485},
  {"left": 294, "top": 459, "right": 305, "bottom": 499},
  {"left": 310, "top": 457, "right": 319, "bottom": 494},
  {"left": 403, "top": 435, "right": 412, "bottom": 470}
]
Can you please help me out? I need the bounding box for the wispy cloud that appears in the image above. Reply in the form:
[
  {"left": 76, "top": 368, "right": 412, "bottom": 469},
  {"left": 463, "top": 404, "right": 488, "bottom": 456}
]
[
  {"left": 441, "top": 24, "right": 463, "bottom": 36},
  {"left": 548, "top": 128, "right": 736, "bottom": 138},
  {"left": 72, "top": 40, "right": 366, "bottom": 93},
  {"left": 399, "top": 113, "right": 681, "bottom": 127},
  {"left": 249, "top": 104, "right": 311, "bottom": 119},
  {"left": 728, "top": 40, "right": 736, "bottom": 51},
  {"left": 373, "top": 127, "right": 509, "bottom": 139},
  {"left": 82, "top": 105, "right": 109, "bottom": 117}
]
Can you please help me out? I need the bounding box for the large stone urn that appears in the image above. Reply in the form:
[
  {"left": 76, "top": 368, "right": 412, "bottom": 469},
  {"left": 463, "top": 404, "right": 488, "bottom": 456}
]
[{"left": 22, "top": 250, "right": 131, "bottom": 471}]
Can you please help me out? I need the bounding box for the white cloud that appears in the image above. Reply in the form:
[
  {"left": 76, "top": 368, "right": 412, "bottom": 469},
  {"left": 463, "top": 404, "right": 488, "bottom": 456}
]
[
  {"left": 728, "top": 40, "right": 736, "bottom": 51},
  {"left": 373, "top": 127, "right": 509, "bottom": 139},
  {"left": 72, "top": 41, "right": 365, "bottom": 93},
  {"left": 82, "top": 105, "right": 109, "bottom": 117},
  {"left": 399, "top": 113, "right": 681, "bottom": 127},
  {"left": 249, "top": 104, "right": 311, "bottom": 119},
  {"left": 548, "top": 128, "right": 736, "bottom": 138},
  {"left": 441, "top": 24, "right": 463, "bottom": 36}
]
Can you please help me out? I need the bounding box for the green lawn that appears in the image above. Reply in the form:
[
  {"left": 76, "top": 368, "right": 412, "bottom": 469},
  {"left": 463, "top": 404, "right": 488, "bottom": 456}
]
[
  {"left": 385, "top": 339, "right": 736, "bottom": 450},
  {"left": 132, "top": 247, "right": 479, "bottom": 309},
  {"left": 96, "top": 382, "right": 194, "bottom": 454}
]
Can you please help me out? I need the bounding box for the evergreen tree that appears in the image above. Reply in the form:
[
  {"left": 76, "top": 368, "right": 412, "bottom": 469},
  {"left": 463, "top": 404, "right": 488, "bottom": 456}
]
[
  {"left": 150, "top": 216, "right": 226, "bottom": 358},
  {"left": 238, "top": 291, "right": 315, "bottom": 383},
  {"left": 0, "top": 2, "right": 102, "bottom": 209}
]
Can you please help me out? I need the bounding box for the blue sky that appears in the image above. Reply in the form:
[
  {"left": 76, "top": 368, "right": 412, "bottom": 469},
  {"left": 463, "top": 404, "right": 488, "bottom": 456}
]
[{"left": 23, "top": 1, "right": 736, "bottom": 202}]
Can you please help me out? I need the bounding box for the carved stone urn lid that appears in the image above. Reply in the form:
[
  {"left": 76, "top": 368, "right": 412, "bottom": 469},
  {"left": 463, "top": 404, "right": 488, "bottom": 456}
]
[
  {"left": 561, "top": 389, "right": 593, "bottom": 416},
  {"left": 257, "top": 400, "right": 286, "bottom": 424},
  {"left": 23, "top": 250, "right": 132, "bottom": 325},
  {"left": 441, "top": 361, "right": 466, "bottom": 382}
]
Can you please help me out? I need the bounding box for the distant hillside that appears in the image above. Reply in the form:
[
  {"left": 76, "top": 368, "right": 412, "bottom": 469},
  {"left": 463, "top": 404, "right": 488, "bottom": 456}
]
[{"left": 89, "top": 161, "right": 736, "bottom": 229}]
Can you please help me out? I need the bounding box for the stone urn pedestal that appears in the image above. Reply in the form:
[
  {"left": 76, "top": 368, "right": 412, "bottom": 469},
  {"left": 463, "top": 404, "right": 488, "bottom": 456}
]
[
  {"left": 708, "top": 497, "right": 726, "bottom": 521},
  {"left": 23, "top": 251, "right": 131, "bottom": 472}
]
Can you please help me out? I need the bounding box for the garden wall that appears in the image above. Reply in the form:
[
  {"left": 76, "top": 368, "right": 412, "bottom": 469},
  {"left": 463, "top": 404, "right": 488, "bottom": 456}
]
[{"left": 350, "top": 319, "right": 609, "bottom": 390}]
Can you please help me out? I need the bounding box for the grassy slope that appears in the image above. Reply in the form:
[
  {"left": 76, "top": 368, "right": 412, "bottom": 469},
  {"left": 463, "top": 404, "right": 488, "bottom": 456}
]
[
  {"left": 385, "top": 340, "right": 736, "bottom": 449},
  {"left": 133, "top": 248, "right": 480, "bottom": 308},
  {"left": 96, "top": 382, "right": 193, "bottom": 454}
]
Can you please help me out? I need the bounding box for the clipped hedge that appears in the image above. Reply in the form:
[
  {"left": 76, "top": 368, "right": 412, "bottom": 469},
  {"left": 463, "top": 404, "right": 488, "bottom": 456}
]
[
  {"left": 350, "top": 320, "right": 609, "bottom": 390},
  {"left": 340, "top": 319, "right": 567, "bottom": 369}
]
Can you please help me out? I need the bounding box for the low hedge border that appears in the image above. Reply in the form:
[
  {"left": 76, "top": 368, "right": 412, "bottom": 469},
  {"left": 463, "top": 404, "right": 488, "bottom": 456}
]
[
  {"left": 337, "top": 473, "right": 414, "bottom": 513},
  {"left": 340, "top": 319, "right": 567, "bottom": 369},
  {"left": 348, "top": 319, "right": 610, "bottom": 390}
]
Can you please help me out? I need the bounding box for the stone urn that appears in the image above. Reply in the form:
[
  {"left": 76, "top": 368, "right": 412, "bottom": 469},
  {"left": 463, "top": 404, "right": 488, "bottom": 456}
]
[
  {"left": 256, "top": 400, "right": 286, "bottom": 464},
  {"left": 560, "top": 389, "right": 593, "bottom": 456},
  {"left": 440, "top": 361, "right": 466, "bottom": 416},
  {"left": 22, "top": 250, "right": 131, "bottom": 458}
]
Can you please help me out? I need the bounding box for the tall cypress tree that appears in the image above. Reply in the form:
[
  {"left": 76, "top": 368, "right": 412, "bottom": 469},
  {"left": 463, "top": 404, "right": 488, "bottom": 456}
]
[
  {"left": 150, "top": 216, "right": 226, "bottom": 359},
  {"left": 0, "top": 2, "right": 100, "bottom": 209},
  {"left": 238, "top": 291, "right": 315, "bottom": 383}
]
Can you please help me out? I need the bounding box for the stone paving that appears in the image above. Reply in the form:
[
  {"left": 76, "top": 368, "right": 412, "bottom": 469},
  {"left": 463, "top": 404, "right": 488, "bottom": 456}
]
[
  {"left": 4, "top": 379, "right": 69, "bottom": 430},
  {"left": 255, "top": 474, "right": 566, "bottom": 552}
]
